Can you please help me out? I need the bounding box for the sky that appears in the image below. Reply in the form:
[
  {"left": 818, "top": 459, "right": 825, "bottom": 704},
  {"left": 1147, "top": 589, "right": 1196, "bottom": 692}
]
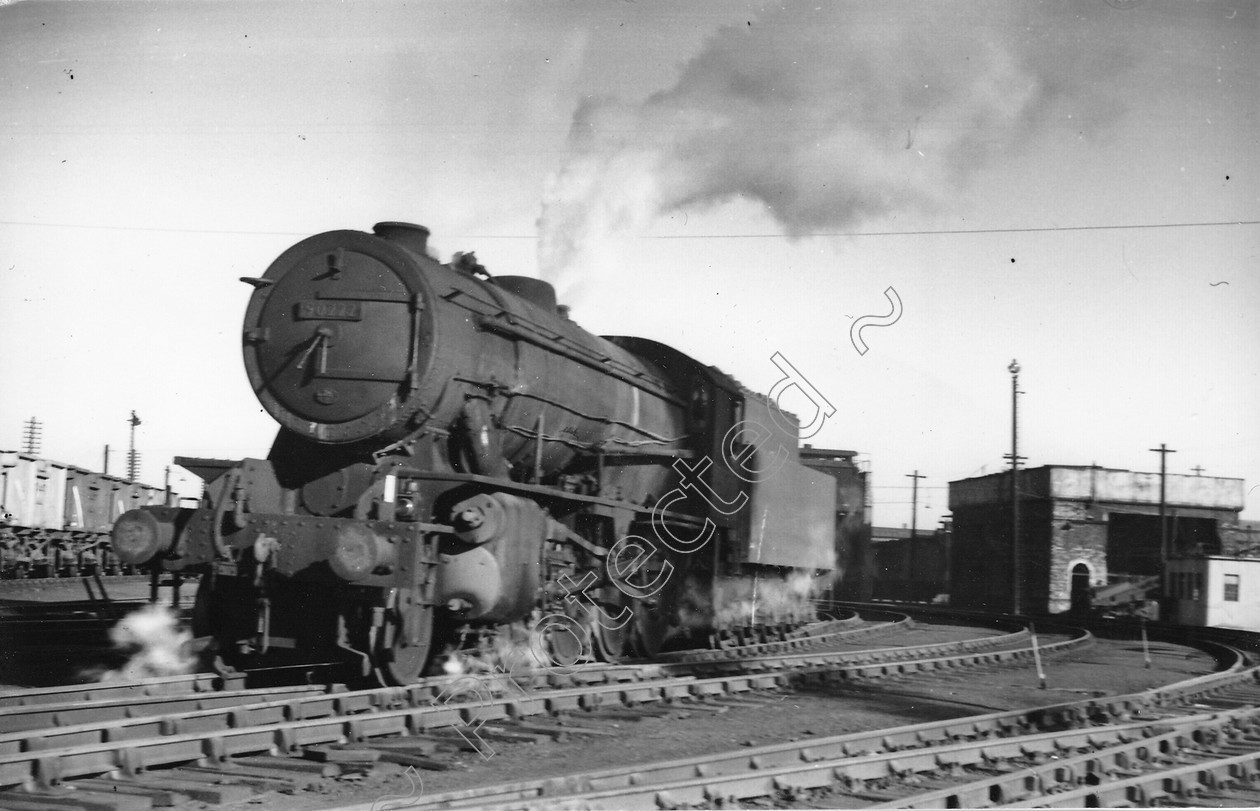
[{"left": 1, "top": 0, "right": 1257, "bottom": 529}]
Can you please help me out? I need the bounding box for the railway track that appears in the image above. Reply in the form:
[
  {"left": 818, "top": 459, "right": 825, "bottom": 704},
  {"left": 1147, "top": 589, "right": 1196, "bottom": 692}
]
[
  {"left": 393, "top": 635, "right": 1260, "bottom": 810},
  {"left": 412, "top": 702, "right": 1260, "bottom": 809},
  {"left": 0, "top": 600, "right": 160, "bottom": 635},
  {"left": 0, "top": 568, "right": 139, "bottom": 583},
  {"left": 0, "top": 608, "right": 1084, "bottom": 809},
  {"left": 0, "top": 672, "right": 226, "bottom": 710},
  {"left": 0, "top": 576, "right": 163, "bottom": 602}
]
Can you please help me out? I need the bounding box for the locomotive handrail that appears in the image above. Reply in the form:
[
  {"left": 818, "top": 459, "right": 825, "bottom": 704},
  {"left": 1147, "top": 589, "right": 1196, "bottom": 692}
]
[
  {"left": 387, "top": 468, "right": 705, "bottom": 524},
  {"left": 500, "top": 388, "right": 689, "bottom": 444},
  {"left": 476, "top": 315, "right": 684, "bottom": 406},
  {"left": 208, "top": 467, "right": 239, "bottom": 561}
]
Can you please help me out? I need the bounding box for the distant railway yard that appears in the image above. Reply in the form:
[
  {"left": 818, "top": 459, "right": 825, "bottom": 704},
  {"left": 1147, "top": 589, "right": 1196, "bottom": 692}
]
[{"left": 2, "top": 582, "right": 1258, "bottom": 810}]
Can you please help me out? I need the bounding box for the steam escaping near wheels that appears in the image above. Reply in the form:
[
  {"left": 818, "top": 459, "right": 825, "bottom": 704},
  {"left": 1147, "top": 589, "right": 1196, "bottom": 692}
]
[{"left": 96, "top": 603, "right": 196, "bottom": 682}]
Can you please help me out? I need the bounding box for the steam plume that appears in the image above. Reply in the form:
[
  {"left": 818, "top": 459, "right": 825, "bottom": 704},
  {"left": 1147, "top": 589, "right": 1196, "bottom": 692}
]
[
  {"left": 538, "top": 4, "right": 1115, "bottom": 301},
  {"left": 713, "top": 570, "right": 824, "bottom": 629},
  {"left": 675, "top": 570, "right": 830, "bottom": 631},
  {"left": 99, "top": 603, "right": 196, "bottom": 681},
  {"left": 438, "top": 621, "right": 555, "bottom": 685}
]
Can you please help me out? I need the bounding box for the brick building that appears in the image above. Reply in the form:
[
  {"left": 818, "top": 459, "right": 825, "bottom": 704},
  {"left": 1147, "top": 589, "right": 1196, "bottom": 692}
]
[{"left": 948, "top": 465, "right": 1247, "bottom": 614}]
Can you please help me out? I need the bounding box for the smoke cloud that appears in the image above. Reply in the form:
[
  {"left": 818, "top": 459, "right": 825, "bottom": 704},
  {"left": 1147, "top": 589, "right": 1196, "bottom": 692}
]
[{"left": 538, "top": 4, "right": 1117, "bottom": 300}]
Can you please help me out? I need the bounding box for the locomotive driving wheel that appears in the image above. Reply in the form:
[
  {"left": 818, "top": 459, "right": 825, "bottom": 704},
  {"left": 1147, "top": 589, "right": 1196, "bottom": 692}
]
[
  {"left": 588, "top": 592, "right": 633, "bottom": 663},
  {"left": 613, "top": 537, "right": 675, "bottom": 658},
  {"left": 629, "top": 600, "right": 670, "bottom": 658},
  {"left": 374, "top": 587, "right": 434, "bottom": 685}
]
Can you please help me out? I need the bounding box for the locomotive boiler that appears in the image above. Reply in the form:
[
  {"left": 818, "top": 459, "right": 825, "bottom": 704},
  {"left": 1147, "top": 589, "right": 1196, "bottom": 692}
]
[{"left": 110, "top": 222, "right": 839, "bottom": 684}]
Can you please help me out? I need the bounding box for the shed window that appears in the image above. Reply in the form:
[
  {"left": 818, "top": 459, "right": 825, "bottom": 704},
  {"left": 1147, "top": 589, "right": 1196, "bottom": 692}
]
[{"left": 1224, "top": 574, "right": 1240, "bottom": 602}]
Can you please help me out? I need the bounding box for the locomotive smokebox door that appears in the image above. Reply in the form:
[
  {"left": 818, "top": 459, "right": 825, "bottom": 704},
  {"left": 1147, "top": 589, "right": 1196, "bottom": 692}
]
[{"left": 241, "top": 228, "right": 438, "bottom": 444}]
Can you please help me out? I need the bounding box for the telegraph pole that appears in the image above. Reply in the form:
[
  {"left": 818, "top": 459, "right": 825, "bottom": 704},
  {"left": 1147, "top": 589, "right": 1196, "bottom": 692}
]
[
  {"left": 1150, "top": 444, "right": 1176, "bottom": 564},
  {"left": 22, "top": 417, "right": 42, "bottom": 455},
  {"left": 906, "top": 470, "right": 925, "bottom": 537},
  {"left": 127, "top": 411, "right": 142, "bottom": 482},
  {"left": 1004, "top": 361, "right": 1026, "bottom": 614},
  {"left": 906, "top": 470, "right": 925, "bottom": 598}
]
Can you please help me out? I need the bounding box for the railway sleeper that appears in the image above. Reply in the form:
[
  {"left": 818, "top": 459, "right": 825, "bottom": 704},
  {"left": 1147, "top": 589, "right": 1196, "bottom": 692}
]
[
  {"left": 585, "top": 704, "right": 677, "bottom": 721},
  {"left": 11, "top": 768, "right": 264, "bottom": 808},
  {"left": 111, "top": 770, "right": 260, "bottom": 805},
  {"left": 546, "top": 716, "right": 621, "bottom": 736},
  {"left": 0, "top": 787, "right": 156, "bottom": 811},
  {"left": 465, "top": 724, "right": 551, "bottom": 744},
  {"left": 71, "top": 779, "right": 180, "bottom": 805},
  {"left": 368, "top": 750, "right": 450, "bottom": 771},
  {"left": 181, "top": 761, "right": 312, "bottom": 789}
]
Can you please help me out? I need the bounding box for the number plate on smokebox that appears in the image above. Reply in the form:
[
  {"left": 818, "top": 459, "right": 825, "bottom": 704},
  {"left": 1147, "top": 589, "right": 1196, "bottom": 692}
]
[{"left": 296, "top": 300, "right": 362, "bottom": 321}]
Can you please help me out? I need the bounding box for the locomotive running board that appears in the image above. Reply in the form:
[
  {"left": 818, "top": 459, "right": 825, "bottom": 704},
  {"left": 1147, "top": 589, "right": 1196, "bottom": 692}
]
[{"left": 390, "top": 469, "right": 709, "bottom": 526}]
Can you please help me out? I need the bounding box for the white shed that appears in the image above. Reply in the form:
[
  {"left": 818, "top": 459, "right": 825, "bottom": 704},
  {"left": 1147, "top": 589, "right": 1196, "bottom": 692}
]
[{"left": 1165, "top": 556, "right": 1260, "bottom": 630}]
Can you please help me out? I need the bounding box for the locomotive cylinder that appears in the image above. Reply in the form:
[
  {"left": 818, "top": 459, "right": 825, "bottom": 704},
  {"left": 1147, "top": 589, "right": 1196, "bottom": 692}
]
[{"left": 434, "top": 492, "right": 548, "bottom": 622}]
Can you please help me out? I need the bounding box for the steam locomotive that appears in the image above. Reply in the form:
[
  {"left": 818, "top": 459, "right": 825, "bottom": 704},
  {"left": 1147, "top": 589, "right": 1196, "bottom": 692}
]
[{"left": 110, "top": 222, "right": 840, "bottom": 684}]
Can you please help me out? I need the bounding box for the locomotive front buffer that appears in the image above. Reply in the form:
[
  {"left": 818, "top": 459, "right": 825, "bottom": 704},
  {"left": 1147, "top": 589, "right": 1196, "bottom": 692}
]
[{"left": 110, "top": 457, "right": 562, "bottom": 685}]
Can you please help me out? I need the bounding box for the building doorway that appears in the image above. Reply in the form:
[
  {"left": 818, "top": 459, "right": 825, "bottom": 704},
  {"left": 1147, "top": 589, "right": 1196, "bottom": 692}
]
[{"left": 1070, "top": 563, "right": 1092, "bottom": 613}]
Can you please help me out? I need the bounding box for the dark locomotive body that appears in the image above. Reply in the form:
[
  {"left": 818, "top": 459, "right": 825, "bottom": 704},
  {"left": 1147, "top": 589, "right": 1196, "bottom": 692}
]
[{"left": 111, "top": 222, "right": 838, "bottom": 683}]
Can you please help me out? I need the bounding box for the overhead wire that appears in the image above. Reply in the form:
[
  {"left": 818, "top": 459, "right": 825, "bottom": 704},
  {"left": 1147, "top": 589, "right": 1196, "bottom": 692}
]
[{"left": 0, "top": 219, "right": 1256, "bottom": 238}]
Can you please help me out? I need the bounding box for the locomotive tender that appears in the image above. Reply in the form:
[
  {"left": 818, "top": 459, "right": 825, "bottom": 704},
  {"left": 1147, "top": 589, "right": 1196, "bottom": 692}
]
[{"left": 110, "top": 222, "right": 839, "bottom": 684}]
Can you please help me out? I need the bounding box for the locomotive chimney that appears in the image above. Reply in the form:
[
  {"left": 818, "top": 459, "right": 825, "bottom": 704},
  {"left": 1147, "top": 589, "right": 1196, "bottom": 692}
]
[{"left": 373, "top": 222, "right": 431, "bottom": 256}]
